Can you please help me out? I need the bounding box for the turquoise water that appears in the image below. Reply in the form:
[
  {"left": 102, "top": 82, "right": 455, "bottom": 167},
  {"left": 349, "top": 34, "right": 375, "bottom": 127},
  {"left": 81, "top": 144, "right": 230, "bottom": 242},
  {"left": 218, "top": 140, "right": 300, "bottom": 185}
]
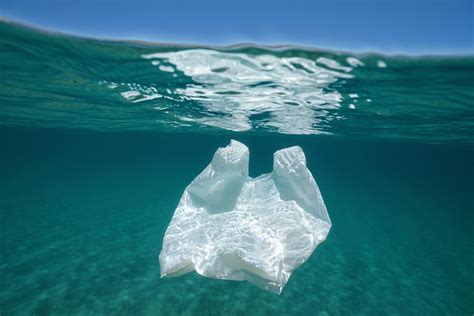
[{"left": 1, "top": 21, "right": 473, "bottom": 315}]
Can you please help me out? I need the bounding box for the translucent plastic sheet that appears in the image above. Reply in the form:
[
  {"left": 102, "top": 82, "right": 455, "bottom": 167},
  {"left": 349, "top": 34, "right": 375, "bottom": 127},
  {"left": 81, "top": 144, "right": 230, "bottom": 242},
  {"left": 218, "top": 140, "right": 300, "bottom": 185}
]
[{"left": 159, "top": 140, "right": 331, "bottom": 293}]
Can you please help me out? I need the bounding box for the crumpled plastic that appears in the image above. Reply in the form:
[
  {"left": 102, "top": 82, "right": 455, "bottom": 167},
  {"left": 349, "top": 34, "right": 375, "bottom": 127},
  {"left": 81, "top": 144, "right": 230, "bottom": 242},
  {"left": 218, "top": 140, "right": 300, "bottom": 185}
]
[{"left": 159, "top": 140, "right": 331, "bottom": 294}]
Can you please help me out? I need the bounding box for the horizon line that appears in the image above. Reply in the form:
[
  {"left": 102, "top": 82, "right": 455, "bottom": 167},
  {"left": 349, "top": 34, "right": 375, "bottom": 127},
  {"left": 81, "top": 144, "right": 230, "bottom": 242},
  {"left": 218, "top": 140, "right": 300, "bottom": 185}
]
[{"left": 1, "top": 16, "right": 473, "bottom": 58}]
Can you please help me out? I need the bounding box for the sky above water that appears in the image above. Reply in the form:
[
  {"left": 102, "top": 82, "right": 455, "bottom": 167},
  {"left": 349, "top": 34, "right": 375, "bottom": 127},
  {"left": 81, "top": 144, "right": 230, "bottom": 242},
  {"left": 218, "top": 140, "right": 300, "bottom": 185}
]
[{"left": 0, "top": 0, "right": 472, "bottom": 54}]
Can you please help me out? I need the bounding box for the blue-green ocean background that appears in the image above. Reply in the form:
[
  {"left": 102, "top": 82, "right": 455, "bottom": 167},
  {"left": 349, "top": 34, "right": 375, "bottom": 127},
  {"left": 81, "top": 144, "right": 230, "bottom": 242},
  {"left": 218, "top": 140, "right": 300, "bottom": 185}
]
[{"left": 1, "top": 21, "right": 473, "bottom": 315}]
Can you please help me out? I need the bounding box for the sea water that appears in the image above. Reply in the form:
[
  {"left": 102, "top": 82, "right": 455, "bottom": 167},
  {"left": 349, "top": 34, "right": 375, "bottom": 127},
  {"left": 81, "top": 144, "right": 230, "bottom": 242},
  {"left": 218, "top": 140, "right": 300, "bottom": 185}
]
[{"left": 0, "top": 20, "right": 473, "bottom": 315}]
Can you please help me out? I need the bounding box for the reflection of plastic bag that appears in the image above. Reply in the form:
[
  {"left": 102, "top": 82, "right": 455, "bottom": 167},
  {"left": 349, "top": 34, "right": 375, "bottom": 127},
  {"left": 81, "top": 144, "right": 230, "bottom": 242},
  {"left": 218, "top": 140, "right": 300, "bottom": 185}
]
[{"left": 159, "top": 140, "right": 331, "bottom": 294}]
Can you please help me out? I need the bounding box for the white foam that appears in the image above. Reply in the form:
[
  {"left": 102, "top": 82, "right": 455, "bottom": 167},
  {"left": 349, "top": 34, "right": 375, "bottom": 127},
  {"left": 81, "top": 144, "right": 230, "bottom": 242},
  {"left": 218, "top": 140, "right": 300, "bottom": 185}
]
[
  {"left": 158, "top": 65, "right": 174, "bottom": 73},
  {"left": 347, "top": 57, "right": 365, "bottom": 67},
  {"left": 377, "top": 60, "right": 387, "bottom": 68},
  {"left": 120, "top": 90, "right": 140, "bottom": 100}
]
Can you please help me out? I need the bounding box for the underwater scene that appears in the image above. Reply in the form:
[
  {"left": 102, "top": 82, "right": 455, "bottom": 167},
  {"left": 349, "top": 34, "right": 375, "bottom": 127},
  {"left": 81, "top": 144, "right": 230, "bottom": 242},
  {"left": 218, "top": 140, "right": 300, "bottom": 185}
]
[{"left": 1, "top": 20, "right": 473, "bottom": 315}]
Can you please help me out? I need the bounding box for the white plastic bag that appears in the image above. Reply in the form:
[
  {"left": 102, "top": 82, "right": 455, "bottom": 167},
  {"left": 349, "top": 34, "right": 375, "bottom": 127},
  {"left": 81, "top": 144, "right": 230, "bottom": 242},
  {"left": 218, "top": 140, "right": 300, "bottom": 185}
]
[{"left": 159, "top": 140, "right": 331, "bottom": 294}]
